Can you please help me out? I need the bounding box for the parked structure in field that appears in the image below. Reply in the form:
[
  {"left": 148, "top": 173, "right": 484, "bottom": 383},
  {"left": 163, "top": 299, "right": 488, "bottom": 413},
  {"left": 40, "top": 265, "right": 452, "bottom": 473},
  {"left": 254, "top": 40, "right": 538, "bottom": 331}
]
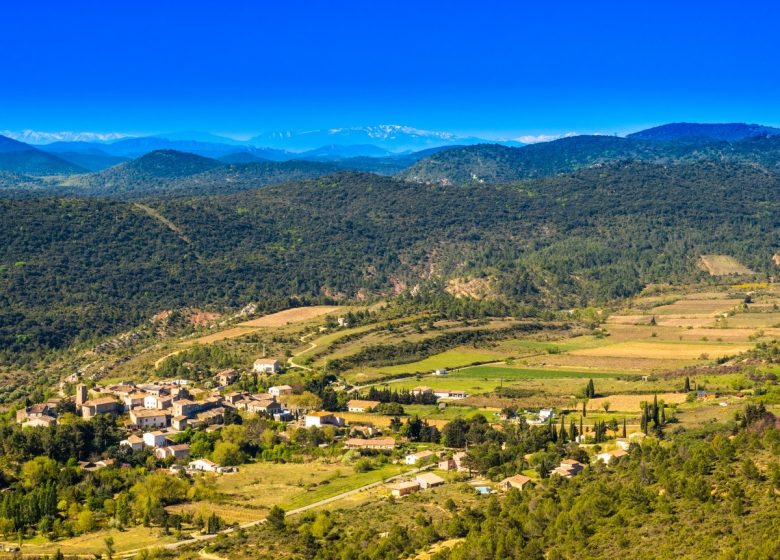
[
  {"left": 499, "top": 474, "right": 532, "bottom": 491},
  {"left": 388, "top": 480, "right": 420, "bottom": 497},
  {"left": 595, "top": 448, "right": 629, "bottom": 464},
  {"left": 405, "top": 450, "right": 436, "bottom": 465},
  {"left": 253, "top": 359, "right": 281, "bottom": 374},
  {"left": 416, "top": 472, "right": 445, "bottom": 489},
  {"left": 551, "top": 459, "right": 585, "bottom": 478},
  {"left": 304, "top": 411, "right": 346, "bottom": 428},
  {"left": 344, "top": 437, "right": 395, "bottom": 451},
  {"left": 346, "top": 399, "right": 380, "bottom": 413}
]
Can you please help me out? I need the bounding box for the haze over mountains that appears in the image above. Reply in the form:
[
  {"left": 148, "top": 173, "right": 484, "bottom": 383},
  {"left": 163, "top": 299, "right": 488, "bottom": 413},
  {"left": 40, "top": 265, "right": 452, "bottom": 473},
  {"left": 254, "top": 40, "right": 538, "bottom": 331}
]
[{"left": 2, "top": 121, "right": 780, "bottom": 198}]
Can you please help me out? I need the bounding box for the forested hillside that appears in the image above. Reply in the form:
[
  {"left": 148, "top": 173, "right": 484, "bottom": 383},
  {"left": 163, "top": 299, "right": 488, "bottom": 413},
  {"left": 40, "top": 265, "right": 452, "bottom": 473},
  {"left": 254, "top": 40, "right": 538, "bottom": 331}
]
[
  {"left": 1, "top": 162, "right": 778, "bottom": 362},
  {"left": 398, "top": 135, "right": 780, "bottom": 185}
]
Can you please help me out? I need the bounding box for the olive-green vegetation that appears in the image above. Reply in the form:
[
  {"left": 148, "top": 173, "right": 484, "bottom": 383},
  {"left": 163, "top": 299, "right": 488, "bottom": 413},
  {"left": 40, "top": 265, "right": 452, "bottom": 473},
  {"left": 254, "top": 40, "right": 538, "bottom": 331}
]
[
  {"left": 2, "top": 160, "right": 779, "bottom": 363},
  {"left": 195, "top": 406, "right": 780, "bottom": 560},
  {"left": 398, "top": 134, "right": 780, "bottom": 184}
]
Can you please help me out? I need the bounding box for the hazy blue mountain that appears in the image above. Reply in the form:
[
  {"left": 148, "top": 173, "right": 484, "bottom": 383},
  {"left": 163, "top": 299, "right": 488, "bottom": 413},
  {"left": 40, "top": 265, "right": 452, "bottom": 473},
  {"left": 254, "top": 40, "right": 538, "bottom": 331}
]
[
  {"left": 0, "top": 135, "right": 87, "bottom": 175},
  {"left": 295, "top": 144, "right": 394, "bottom": 159},
  {"left": 248, "top": 125, "right": 523, "bottom": 152},
  {"left": 628, "top": 122, "right": 780, "bottom": 142},
  {"left": 218, "top": 152, "right": 268, "bottom": 164},
  {"left": 154, "top": 131, "right": 245, "bottom": 145},
  {"left": 38, "top": 142, "right": 128, "bottom": 171}
]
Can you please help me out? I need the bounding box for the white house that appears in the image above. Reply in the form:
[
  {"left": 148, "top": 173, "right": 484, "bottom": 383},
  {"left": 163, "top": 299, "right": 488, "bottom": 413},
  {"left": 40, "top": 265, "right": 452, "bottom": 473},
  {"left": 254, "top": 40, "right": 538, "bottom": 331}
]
[
  {"left": 416, "top": 472, "right": 445, "bottom": 489},
  {"left": 405, "top": 450, "right": 436, "bottom": 465},
  {"left": 538, "top": 408, "right": 554, "bottom": 422},
  {"left": 346, "top": 399, "right": 380, "bottom": 413},
  {"left": 433, "top": 389, "right": 468, "bottom": 400},
  {"left": 304, "top": 412, "right": 345, "bottom": 428},
  {"left": 120, "top": 434, "right": 145, "bottom": 452},
  {"left": 253, "top": 359, "right": 281, "bottom": 374},
  {"left": 129, "top": 409, "right": 169, "bottom": 429},
  {"left": 268, "top": 385, "right": 293, "bottom": 397},
  {"left": 595, "top": 448, "right": 629, "bottom": 464},
  {"left": 188, "top": 458, "right": 219, "bottom": 472},
  {"left": 433, "top": 369, "right": 448, "bottom": 376},
  {"left": 143, "top": 431, "right": 169, "bottom": 448}
]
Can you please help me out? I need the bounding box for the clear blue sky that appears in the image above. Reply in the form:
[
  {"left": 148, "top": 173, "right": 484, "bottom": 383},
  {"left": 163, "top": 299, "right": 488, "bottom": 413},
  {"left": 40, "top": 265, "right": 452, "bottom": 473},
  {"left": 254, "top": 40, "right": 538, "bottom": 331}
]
[{"left": 1, "top": 0, "right": 779, "bottom": 139}]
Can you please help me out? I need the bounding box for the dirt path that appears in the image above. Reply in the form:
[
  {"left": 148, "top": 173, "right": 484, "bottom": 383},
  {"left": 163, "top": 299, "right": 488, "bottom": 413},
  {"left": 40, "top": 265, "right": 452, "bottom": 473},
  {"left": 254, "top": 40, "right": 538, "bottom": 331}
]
[
  {"left": 287, "top": 332, "right": 318, "bottom": 371},
  {"left": 133, "top": 203, "right": 192, "bottom": 244},
  {"left": 113, "top": 465, "right": 432, "bottom": 557}
]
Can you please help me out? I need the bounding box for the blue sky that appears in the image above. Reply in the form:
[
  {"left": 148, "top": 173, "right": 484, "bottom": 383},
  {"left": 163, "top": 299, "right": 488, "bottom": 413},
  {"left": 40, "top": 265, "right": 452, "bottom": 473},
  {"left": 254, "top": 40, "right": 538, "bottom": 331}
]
[{"left": 1, "top": 0, "right": 779, "bottom": 140}]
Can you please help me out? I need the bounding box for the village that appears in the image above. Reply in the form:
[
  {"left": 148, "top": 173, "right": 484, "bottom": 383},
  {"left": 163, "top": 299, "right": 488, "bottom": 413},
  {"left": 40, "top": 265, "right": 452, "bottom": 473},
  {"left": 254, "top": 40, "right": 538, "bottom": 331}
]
[{"left": 14, "top": 351, "right": 651, "bottom": 500}]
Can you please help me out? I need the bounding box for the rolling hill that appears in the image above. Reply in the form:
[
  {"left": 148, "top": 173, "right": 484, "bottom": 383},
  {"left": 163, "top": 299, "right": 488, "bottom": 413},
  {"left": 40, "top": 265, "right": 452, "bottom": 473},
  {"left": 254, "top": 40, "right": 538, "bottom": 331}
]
[
  {"left": 628, "top": 122, "right": 780, "bottom": 142},
  {"left": 2, "top": 161, "right": 778, "bottom": 359},
  {"left": 0, "top": 135, "right": 87, "bottom": 175},
  {"left": 398, "top": 134, "right": 780, "bottom": 185},
  {"left": 56, "top": 151, "right": 343, "bottom": 197}
]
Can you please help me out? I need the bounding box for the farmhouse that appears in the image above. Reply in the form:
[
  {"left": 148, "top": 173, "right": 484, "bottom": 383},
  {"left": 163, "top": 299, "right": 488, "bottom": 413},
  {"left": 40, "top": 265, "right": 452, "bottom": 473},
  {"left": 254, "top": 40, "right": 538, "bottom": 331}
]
[
  {"left": 433, "top": 368, "right": 448, "bottom": 376},
  {"left": 595, "top": 448, "right": 629, "bottom": 464},
  {"left": 346, "top": 399, "right": 381, "bottom": 413},
  {"left": 120, "top": 434, "right": 145, "bottom": 452},
  {"left": 188, "top": 458, "right": 219, "bottom": 472},
  {"left": 144, "top": 394, "right": 173, "bottom": 410},
  {"left": 172, "top": 399, "right": 201, "bottom": 418},
  {"left": 416, "top": 472, "right": 445, "bottom": 489},
  {"left": 171, "top": 415, "right": 188, "bottom": 431},
  {"left": 253, "top": 359, "right": 281, "bottom": 374},
  {"left": 388, "top": 480, "right": 420, "bottom": 497},
  {"left": 304, "top": 411, "right": 346, "bottom": 428},
  {"left": 268, "top": 385, "right": 293, "bottom": 397},
  {"left": 551, "top": 459, "right": 585, "bottom": 478},
  {"left": 344, "top": 437, "right": 395, "bottom": 451},
  {"left": 410, "top": 386, "right": 433, "bottom": 396},
  {"left": 499, "top": 474, "right": 532, "bottom": 491},
  {"left": 129, "top": 408, "right": 169, "bottom": 429},
  {"left": 405, "top": 450, "right": 436, "bottom": 465},
  {"left": 22, "top": 415, "right": 56, "bottom": 428},
  {"left": 615, "top": 437, "right": 630, "bottom": 451},
  {"left": 433, "top": 389, "right": 468, "bottom": 399},
  {"left": 122, "top": 392, "right": 148, "bottom": 409},
  {"left": 215, "top": 369, "right": 238, "bottom": 386},
  {"left": 142, "top": 431, "right": 169, "bottom": 448},
  {"left": 81, "top": 397, "right": 120, "bottom": 419},
  {"left": 154, "top": 443, "right": 190, "bottom": 460},
  {"left": 438, "top": 458, "right": 457, "bottom": 471}
]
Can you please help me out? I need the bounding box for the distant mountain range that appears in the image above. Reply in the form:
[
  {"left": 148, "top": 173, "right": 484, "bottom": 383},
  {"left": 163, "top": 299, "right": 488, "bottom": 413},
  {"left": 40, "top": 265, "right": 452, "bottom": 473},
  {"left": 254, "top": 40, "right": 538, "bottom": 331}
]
[
  {"left": 0, "top": 135, "right": 87, "bottom": 175},
  {"left": 3, "top": 122, "right": 780, "bottom": 195},
  {"left": 627, "top": 122, "right": 780, "bottom": 142},
  {"left": 399, "top": 133, "right": 780, "bottom": 185},
  {"left": 246, "top": 125, "right": 524, "bottom": 152}
]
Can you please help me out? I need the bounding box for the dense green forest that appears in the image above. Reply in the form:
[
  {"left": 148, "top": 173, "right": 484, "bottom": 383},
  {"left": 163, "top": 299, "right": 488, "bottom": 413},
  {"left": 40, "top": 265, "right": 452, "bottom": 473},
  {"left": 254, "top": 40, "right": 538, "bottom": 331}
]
[
  {"left": 398, "top": 135, "right": 780, "bottom": 185},
  {"left": 1, "top": 161, "right": 778, "bottom": 362}
]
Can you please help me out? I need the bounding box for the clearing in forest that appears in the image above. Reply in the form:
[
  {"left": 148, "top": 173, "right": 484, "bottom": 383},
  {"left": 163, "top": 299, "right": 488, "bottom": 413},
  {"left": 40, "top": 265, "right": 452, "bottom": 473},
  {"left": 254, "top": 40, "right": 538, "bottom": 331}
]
[{"left": 699, "top": 255, "right": 755, "bottom": 276}]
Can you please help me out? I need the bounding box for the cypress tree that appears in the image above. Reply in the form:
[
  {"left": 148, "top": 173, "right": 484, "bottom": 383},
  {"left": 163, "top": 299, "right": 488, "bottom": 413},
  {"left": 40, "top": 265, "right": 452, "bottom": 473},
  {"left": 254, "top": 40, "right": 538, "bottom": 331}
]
[
  {"left": 652, "top": 394, "right": 660, "bottom": 426},
  {"left": 582, "top": 400, "right": 587, "bottom": 417},
  {"left": 684, "top": 376, "right": 691, "bottom": 392},
  {"left": 559, "top": 415, "right": 567, "bottom": 443},
  {"left": 622, "top": 417, "right": 627, "bottom": 438}
]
